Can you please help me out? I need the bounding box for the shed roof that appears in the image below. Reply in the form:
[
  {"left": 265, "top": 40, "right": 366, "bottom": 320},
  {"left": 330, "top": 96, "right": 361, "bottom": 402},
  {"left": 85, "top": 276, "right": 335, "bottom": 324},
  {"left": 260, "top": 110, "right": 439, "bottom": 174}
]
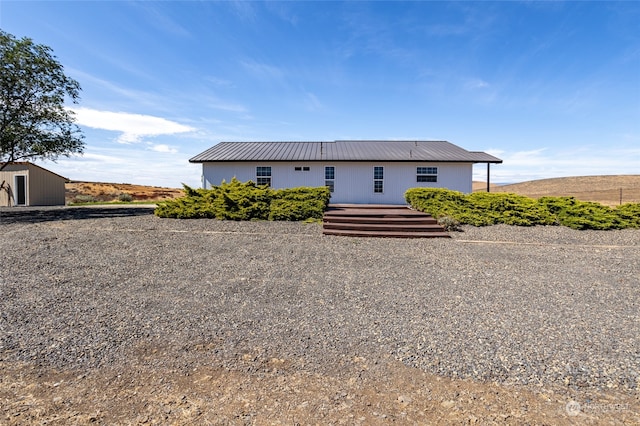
[
  {"left": 190, "top": 140, "right": 502, "bottom": 164},
  {"left": 0, "top": 162, "right": 69, "bottom": 181}
]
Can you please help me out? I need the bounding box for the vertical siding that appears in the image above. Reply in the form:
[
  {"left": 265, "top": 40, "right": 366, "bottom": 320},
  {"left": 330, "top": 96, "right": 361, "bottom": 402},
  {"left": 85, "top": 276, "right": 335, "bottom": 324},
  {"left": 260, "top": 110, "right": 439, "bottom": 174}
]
[
  {"left": 0, "top": 165, "right": 29, "bottom": 206},
  {"left": 201, "top": 161, "right": 473, "bottom": 204},
  {"left": 0, "top": 164, "right": 66, "bottom": 206},
  {"left": 27, "top": 164, "right": 66, "bottom": 205}
]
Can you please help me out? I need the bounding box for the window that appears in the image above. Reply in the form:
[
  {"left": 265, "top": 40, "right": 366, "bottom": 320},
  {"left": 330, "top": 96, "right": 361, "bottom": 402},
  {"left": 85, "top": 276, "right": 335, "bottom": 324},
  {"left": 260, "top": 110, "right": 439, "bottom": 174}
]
[
  {"left": 374, "top": 166, "right": 384, "bottom": 193},
  {"left": 294, "top": 166, "right": 311, "bottom": 172},
  {"left": 303, "top": 166, "right": 310, "bottom": 171},
  {"left": 256, "top": 166, "right": 272, "bottom": 186},
  {"left": 295, "top": 166, "right": 302, "bottom": 171},
  {"left": 324, "top": 166, "right": 335, "bottom": 192},
  {"left": 417, "top": 166, "right": 438, "bottom": 183}
]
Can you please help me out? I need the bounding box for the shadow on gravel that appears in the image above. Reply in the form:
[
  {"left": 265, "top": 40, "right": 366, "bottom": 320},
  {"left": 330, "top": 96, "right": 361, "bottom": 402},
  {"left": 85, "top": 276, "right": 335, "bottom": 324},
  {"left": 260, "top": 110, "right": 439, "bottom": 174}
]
[{"left": 0, "top": 206, "right": 155, "bottom": 224}]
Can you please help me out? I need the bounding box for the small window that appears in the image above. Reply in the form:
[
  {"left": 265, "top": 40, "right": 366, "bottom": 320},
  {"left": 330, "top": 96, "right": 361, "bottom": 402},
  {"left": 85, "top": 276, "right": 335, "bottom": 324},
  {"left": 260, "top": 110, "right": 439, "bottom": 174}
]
[
  {"left": 256, "top": 166, "right": 272, "bottom": 186},
  {"left": 417, "top": 166, "right": 437, "bottom": 183},
  {"left": 303, "top": 166, "right": 310, "bottom": 171},
  {"left": 325, "top": 166, "right": 335, "bottom": 192},
  {"left": 374, "top": 166, "right": 384, "bottom": 193},
  {"left": 295, "top": 166, "right": 310, "bottom": 172},
  {"left": 294, "top": 166, "right": 302, "bottom": 171}
]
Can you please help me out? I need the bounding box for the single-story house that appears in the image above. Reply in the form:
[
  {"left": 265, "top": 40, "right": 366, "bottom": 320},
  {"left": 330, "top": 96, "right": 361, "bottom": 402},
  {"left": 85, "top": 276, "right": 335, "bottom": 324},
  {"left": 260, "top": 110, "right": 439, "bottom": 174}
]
[
  {"left": 0, "top": 162, "right": 68, "bottom": 206},
  {"left": 190, "top": 140, "right": 502, "bottom": 204}
]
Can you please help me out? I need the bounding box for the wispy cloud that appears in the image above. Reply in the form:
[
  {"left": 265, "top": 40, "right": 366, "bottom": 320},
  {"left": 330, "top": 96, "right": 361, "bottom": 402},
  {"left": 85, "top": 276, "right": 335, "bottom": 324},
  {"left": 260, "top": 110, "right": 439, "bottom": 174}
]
[
  {"left": 240, "top": 59, "right": 285, "bottom": 81},
  {"left": 304, "top": 92, "right": 324, "bottom": 112},
  {"left": 464, "top": 78, "right": 490, "bottom": 90},
  {"left": 67, "top": 69, "right": 169, "bottom": 111},
  {"left": 71, "top": 107, "right": 195, "bottom": 144},
  {"left": 40, "top": 146, "right": 201, "bottom": 187},
  {"left": 133, "top": 2, "right": 192, "bottom": 38}
]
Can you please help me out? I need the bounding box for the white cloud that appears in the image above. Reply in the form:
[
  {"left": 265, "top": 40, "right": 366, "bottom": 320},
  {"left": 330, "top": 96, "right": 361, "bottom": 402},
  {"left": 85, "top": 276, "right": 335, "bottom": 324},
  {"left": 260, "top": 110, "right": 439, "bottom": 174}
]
[
  {"left": 71, "top": 107, "right": 195, "bottom": 144},
  {"left": 40, "top": 145, "right": 201, "bottom": 188},
  {"left": 150, "top": 144, "right": 178, "bottom": 154}
]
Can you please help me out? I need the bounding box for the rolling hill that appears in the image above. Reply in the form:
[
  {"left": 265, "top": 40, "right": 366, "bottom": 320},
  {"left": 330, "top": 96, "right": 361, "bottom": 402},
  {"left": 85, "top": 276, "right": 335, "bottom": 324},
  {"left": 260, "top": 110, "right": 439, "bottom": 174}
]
[
  {"left": 474, "top": 175, "right": 640, "bottom": 207},
  {"left": 66, "top": 181, "right": 183, "bottom": 203}
]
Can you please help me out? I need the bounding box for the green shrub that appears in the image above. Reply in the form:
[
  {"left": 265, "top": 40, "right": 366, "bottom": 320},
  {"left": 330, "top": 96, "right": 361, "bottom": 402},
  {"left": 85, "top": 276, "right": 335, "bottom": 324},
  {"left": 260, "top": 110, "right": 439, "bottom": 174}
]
[
  {"left": 536, "top": 197, "right": 626, "bottom": 230},
  {"left": 437, "top": 216, "right": 461, "bottom": 232},
  {"left": 614, "top": 203, "right": 640, "bottom": 228},
  {"left": 118, "top": 192, "right": 133, "bottom": 202},
  {"left": 154, "top": 179, "right": 330, "bottom": 221},
  {"left": 269, "top": 186, "right": 331, "bottom": 221},
  {"left": 70, "top": 194, "right": 97, "bottom": 204},
  {"left": 405, "top": 187, "right": 639, "bottom": 230}
]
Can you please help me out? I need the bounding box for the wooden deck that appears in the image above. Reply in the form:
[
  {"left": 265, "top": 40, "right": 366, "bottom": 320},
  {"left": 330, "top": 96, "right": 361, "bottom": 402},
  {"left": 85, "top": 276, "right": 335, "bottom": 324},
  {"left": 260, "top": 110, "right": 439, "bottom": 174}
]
[{"left": 323, "top": 204, "right": 450, "bottom": 238}]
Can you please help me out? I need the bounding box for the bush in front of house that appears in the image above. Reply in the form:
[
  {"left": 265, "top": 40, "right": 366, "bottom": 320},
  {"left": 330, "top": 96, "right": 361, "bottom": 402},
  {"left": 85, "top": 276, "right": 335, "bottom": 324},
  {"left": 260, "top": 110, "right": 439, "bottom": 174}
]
[
  {"left": 268, "top": 186, "right": 332, "bottom": 221},
  {"left": 405, "top": 187, "right": 640, "bottom": 230},
  {"left": 154, "top": 178, "right": 331, "bottom": 221}
]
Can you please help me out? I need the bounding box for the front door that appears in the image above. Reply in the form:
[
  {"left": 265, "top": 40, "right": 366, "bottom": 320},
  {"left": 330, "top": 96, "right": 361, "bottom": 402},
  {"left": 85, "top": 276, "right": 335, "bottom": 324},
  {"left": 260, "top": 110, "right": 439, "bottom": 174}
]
[{"left": 14, "top": 175, "right": 27, "bottom": 205}]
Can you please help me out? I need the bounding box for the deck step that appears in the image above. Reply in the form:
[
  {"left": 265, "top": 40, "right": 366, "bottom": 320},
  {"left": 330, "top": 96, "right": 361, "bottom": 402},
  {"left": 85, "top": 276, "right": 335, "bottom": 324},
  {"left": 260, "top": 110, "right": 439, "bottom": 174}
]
[
  {"left": 323, "top": 216, "right": 438, "bottom": 224},
  {"left": 322, "top": 228, "right": 451, "bottom": 238},
  {"left": 324, "top": 223, "right": 445, "bottom": 232},
  {"left": 322, "top": 204, "right": 449, "bottom": 238}
]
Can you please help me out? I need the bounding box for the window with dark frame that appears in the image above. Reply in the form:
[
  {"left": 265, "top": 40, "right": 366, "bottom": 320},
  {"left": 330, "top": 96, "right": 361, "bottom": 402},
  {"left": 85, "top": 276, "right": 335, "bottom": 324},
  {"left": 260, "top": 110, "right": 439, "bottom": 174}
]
[
  {"left": 324, "top": 166, "right": 335, "bottom": 192},
  {"left": 374, "top": 166, "right": 384, "bottom": 193},
  {"left": 417, "top": 166, "right": 438, "bottom": 182},
  {"left": 256, "top": 166, "right": 272, "bottom": 186}
]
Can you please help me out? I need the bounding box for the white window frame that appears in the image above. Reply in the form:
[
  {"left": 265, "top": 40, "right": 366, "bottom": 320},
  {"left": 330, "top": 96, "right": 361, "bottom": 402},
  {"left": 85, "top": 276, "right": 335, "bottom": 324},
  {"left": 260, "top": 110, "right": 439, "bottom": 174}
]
[
  {"left": 417, "top": 166, "right": 438, "bottom": 183},
  {"left": 256, "top": 166, "right": 272, "bottom": 187},
  {"left": 373, "top": 166, "right": 384, "bottom": 194},
  {"left": 324, "top": 166, "right": 335, "bottom": 192}
]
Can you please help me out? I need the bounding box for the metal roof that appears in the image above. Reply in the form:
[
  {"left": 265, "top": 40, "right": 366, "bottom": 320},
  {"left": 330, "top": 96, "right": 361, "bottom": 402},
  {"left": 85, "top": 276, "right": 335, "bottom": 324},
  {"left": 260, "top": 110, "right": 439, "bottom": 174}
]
[{"left": 189, "top": 140, "right": 502, "bottom": 163}]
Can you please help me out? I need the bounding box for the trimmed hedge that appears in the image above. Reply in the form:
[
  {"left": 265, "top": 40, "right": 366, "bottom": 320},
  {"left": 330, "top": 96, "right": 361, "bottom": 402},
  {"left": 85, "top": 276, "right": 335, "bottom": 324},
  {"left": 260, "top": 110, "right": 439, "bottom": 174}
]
[
  {"left": 154, "top": 178, "right": 331, "bottom": 221},
  {"left": 405, "top": 187, "right": 640, "bottom": 230}
]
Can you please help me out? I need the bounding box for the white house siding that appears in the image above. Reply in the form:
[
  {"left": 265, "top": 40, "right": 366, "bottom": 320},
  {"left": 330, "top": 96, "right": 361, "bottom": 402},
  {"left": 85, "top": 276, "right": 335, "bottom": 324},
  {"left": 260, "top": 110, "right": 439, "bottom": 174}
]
[{"left": 202, "top": 161, "right": 472, "bottom": 205}]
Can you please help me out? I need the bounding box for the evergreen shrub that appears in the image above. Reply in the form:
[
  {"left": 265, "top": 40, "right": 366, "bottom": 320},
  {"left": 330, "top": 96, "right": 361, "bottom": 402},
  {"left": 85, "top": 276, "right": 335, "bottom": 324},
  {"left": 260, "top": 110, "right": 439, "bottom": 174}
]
[
  {"left": 154, "top": 178, "right": 331, "bottom": 221},
  {"left": 405, "top": 187, "right": 640, "bottom": 230}
]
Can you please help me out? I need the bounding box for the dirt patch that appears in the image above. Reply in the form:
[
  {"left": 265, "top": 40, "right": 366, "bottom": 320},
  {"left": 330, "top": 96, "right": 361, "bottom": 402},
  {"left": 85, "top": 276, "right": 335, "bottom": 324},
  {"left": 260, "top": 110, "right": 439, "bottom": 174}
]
[
  {"left": 2, "top": 358, "right": 637, "bottom": 425},
  {"left": 66, "top": 181, "right": 183, "bottom": 204}
]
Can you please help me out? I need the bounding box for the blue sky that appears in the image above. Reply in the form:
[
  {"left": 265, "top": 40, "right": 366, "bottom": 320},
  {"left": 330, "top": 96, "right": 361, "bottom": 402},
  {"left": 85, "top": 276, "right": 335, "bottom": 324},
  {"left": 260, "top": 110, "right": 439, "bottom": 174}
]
[{"left": 1, "top": 1, "right": 638, "bottom": 187}]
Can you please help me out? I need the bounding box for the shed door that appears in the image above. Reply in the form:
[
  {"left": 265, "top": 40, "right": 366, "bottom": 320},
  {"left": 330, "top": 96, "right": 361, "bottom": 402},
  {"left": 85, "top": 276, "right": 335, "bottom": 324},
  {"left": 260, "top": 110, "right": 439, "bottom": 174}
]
[{"left": 14, "top": 175, "right": 26, "bottom": 205}]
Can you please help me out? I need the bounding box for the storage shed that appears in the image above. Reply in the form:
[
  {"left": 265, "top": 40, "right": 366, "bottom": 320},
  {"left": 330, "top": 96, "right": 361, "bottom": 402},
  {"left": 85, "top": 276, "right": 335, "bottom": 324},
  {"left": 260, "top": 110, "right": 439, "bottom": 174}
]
[{"left": 0, "top": 162, "right": 68, "bottom": 206}]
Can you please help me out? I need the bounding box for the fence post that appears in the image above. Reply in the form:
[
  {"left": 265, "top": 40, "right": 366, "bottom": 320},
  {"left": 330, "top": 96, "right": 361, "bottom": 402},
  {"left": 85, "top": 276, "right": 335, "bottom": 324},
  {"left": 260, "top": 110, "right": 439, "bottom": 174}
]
[{"left": 620, "top": 188, "right": 623, "bottom": 206}]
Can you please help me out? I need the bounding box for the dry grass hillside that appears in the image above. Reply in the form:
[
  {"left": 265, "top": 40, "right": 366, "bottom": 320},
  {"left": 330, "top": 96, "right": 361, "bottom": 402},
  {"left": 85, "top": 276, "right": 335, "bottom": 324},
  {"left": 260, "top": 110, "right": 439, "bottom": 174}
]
[
  {"left": 66, "top": 181, "right": 183, "bottom": 204},
  {"left": 474, "top": 175, "right": 640, "bottom": 207}
]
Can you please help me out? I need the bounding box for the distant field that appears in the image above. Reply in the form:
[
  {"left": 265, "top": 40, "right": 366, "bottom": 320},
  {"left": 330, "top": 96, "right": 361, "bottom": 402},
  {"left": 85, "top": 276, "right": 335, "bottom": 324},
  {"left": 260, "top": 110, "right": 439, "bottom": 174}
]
[
  {"left": 474, "top": 175, "right": 640, "bottom": 207},
  {"left": 66, "top": 181, "right": 183, "bottom": 203}
]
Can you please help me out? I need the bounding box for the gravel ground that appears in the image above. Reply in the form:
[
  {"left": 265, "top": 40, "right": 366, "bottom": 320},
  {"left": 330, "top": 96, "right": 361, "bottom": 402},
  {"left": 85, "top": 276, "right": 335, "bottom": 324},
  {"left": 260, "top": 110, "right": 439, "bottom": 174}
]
[{"left": 0, "top": 207, "right": 638, "bottom": 422}]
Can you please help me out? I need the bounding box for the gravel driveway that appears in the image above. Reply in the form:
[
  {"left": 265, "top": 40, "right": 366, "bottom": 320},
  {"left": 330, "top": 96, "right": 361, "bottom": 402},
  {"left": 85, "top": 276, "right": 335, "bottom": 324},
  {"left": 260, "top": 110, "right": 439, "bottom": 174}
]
[{"left": 1, "top": 206, "right": 638, "bottom": 422}]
